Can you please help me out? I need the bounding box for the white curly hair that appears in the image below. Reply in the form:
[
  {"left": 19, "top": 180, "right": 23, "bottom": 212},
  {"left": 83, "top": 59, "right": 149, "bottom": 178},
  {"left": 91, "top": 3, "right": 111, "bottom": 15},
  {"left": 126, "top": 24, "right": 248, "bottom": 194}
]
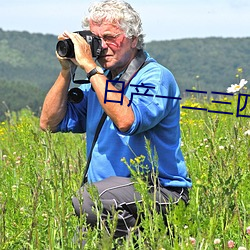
[{"left": 82, "top": 0, "right": 145, "bottom": 49}]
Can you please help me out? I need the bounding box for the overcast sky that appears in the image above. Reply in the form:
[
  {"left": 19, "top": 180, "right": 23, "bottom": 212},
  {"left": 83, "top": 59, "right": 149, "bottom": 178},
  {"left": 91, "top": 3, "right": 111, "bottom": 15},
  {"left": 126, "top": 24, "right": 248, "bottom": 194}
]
[{"left": 1, "top": 0, "right": 250, "bottom": 42}]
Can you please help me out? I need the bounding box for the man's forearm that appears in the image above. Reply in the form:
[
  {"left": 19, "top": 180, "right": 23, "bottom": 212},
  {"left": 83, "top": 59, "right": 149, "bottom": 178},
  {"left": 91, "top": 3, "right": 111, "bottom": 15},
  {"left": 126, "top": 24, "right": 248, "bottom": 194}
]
[
  {"left": 90, "top": 74, "right": 135, "bottom": 132},
  {"left": 40, "top": 70, "right": 71, "bottom": 132}
]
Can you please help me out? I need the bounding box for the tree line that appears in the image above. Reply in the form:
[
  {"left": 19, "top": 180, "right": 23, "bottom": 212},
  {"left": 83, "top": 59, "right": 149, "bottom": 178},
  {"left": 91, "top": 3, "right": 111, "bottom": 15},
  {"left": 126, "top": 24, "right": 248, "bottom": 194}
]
[{"left": 0, "top": 28, "right": 249, "bottom": 121}]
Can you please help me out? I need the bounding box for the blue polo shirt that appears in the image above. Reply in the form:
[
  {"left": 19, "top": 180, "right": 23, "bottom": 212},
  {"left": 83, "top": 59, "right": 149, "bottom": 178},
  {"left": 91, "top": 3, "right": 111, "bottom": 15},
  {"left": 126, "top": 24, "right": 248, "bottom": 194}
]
[{"left": 58, "top": 52, "right": 192, "bottom": 188}]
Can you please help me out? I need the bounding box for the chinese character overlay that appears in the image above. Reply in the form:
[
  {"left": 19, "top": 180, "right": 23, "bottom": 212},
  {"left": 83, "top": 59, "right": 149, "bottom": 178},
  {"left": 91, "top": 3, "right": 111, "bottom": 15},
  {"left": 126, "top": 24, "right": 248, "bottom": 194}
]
[
  {"left": 182, "top": 89, "right": 208, "bottom": 111},
  {"left": 182, "top": 89, "right": 235, "bottom": 115},
  {"left": 104, "top": 80, "right": 125, "bottom": 105},
  {"left": 237, "top": 93, "right": 250, "bottom": 118},
  {"left": 103, "top": 81, "right": 249, "bottom": 118},
  {"left": 208, "top": 91, "right": 234, "bottom": 115},
  {"left": 128, "top": 83, "right": 155, "bottom": 106}
]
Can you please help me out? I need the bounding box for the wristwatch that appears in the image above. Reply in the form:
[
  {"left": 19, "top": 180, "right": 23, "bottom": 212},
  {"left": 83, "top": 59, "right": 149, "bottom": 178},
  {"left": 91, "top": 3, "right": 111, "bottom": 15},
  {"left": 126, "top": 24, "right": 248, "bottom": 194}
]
[{"left": 87, "top": 66, "right": 104, "bottom": 80}]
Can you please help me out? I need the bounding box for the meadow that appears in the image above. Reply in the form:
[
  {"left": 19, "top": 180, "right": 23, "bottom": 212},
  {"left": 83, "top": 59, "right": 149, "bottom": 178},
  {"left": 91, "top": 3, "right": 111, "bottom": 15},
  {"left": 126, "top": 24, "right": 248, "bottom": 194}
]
[{"left": 0, "top": 85, "right": 249, "bottom": 249}]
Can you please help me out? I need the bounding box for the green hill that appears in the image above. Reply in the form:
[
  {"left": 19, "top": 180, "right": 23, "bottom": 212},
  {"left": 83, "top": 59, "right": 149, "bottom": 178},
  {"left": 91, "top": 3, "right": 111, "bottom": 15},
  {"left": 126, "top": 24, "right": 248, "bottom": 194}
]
[
  {"left": 0, "top": 28, "right": 249, "bottom": 120},
  {"left": 145, "top": 37, "right": 250, "bottom": 93},
  {"left": 0, "top": 29, "right": 60, "bottom": 120}
]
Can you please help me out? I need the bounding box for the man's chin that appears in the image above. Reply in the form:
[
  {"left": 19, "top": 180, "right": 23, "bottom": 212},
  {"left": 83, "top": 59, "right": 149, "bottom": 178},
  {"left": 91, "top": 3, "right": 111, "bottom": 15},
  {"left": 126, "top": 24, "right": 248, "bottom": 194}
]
[{"left": 98, "top": 59, "right": 113, "bottom": 70}]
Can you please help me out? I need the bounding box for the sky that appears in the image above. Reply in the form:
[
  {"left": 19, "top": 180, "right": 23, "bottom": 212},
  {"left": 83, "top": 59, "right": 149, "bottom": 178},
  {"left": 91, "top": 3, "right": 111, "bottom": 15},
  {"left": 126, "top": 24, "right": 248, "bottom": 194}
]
[{"left": 1, "top": 0, "right": 250, "bottom": 42}]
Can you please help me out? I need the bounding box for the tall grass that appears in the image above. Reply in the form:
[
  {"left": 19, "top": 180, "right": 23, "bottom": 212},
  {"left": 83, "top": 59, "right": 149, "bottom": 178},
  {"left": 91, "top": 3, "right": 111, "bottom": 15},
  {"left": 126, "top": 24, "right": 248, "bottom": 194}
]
[{"left": 0, "top": 92, "right": 249, "bottom": 249}]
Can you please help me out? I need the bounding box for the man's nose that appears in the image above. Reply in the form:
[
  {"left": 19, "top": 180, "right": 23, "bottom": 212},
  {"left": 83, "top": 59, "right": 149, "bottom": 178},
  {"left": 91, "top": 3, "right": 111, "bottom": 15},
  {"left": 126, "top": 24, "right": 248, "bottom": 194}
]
[{"left": 101, "top": 38, "right": 108, "bottom": 49}]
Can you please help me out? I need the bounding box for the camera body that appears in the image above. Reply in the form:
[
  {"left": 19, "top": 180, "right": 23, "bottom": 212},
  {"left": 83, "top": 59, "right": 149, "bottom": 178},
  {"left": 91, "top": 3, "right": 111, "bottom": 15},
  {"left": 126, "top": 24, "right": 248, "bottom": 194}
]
[{"left": 56, "top": 30, "right": 102, "bottom": 58}]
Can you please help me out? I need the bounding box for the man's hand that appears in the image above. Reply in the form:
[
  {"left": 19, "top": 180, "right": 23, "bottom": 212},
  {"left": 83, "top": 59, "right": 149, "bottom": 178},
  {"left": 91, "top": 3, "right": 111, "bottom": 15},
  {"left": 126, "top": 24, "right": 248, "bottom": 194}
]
[
  {"left": 62, "top": 31, "right": 96, "bottom": 73},
  {"left": 56, "top": 33, "right": 79, "bottom": 72}
]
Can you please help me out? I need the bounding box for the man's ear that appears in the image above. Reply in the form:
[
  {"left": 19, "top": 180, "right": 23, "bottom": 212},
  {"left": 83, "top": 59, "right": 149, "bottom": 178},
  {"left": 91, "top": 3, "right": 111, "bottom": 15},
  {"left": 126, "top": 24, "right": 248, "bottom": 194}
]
[{"left": 131, "top": 36, "right": 139, "bottom": 49}]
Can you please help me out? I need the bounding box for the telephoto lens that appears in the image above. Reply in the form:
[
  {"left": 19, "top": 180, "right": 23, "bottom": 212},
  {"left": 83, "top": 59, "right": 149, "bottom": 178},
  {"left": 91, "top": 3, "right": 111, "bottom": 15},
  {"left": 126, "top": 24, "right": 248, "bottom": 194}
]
[{"left": 56, "top": 39, "right": 75, "bottom": 58}]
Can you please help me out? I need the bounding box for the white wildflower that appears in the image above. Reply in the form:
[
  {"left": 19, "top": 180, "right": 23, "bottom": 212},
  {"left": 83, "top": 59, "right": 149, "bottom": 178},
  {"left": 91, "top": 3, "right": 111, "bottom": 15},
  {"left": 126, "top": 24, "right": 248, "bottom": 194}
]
[
  {"left": 227, "top": 79, "right": 248, "bottom": 93},
  {"left": 189, "top": 237, "right": 196, "bottom": 246},
  {"left": 244, "top": 130, "right": 250, "bottom": 136},
  {"left": 238, "top": 247, "right": 246, "bottom": 250},
  {"left": 214, "top": 238, "right": 221, "bottom": 244},
  {"left": 246, "top": 226, "right": 250, "bottom": 235},
  {"left": 42, "top": 213, "right": 48, "bottom": 221}
]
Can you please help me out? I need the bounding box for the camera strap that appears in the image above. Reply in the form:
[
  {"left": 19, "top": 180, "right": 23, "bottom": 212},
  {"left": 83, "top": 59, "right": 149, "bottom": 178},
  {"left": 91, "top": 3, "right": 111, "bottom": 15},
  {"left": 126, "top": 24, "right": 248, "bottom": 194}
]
[{"left": 81, "top": 50, "right": 150, "bottom": 186}]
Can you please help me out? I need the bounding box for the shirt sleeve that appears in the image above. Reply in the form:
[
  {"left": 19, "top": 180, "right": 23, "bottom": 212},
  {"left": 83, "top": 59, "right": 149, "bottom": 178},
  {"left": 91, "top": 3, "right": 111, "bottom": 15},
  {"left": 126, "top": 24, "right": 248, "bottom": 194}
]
[
  {"left": 119, "top": 62, "right": 181, "bottom": 135},
  {"left": 57, "top": 85, "right": 89, "bottom": 133}
]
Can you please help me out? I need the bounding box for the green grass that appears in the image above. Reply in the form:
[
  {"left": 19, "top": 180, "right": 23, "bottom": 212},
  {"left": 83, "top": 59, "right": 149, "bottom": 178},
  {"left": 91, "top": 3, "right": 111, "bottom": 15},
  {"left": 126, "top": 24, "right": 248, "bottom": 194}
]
[{"left": 0, "top": 92, "right": 249, "bottom": 249}]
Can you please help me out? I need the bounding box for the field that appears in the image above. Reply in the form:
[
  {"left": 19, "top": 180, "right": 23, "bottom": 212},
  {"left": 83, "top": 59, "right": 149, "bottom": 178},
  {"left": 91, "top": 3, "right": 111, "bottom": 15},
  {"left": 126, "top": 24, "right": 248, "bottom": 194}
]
[{"left": 0, "top": 89, "right": 249, "bottom": 249}]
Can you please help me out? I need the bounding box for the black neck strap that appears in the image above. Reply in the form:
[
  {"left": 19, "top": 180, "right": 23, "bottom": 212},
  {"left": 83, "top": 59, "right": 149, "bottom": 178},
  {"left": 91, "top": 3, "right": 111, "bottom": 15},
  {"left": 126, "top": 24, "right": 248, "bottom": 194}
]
[
  {"left": 72, "top": 50, "right": 147, "bottom": 85},
  {"left": 115, "top": 49, "right": 147, "bottom": 89},
  {"left": 81, "top": 50, "right": 149, "bottom": 185}
]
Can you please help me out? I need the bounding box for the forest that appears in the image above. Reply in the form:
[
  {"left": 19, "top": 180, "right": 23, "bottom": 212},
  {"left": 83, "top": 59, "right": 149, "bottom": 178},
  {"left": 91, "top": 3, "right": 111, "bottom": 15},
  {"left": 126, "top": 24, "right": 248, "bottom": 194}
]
[{"left": 0, "top": 28, "right": 249, "bottom": 120}]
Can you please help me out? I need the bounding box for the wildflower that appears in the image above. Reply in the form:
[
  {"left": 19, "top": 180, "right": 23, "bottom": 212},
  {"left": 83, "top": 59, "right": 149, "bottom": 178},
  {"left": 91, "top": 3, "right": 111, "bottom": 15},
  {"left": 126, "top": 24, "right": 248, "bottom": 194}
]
[
  {"left": 228, "top": 240, "right": 235, "bottom": 248},
  {"left": 238, "top": 247, "right": 246, "bottom": 250},
  {"left": 244, "top": 130, "right": 250, "bottom": 136},
  {"left": 214, "top": 238, "right": 221, "bottom": 244},
  {"left": 227, "top": 79, "right": 248, "bottom": 93},
  {"left": 189, "top": 237, "right": 196, "bottom": 246},
  {"left": 219, "top": 145, "right": 224, "bottom": 150},
  {"left": 237, "top": 67, "right": 243, "bottom": 73},
  {"left": 135, "top": 157, "right": 141, "bottom": 164},
  {"left": 130, "top": 159, "right": 135, "bottom": 165},
  {"left": 42, "top": 213, "right": 48, "bottom": 221},
  {"left": 196, "top": 179, "right": 202, "bottom": 185},
  {"left": 246, "top": 226, "right": 250, "bottom": 235},
  {"left": 11, "top": 185, "right": 17, "bottom": 192}
]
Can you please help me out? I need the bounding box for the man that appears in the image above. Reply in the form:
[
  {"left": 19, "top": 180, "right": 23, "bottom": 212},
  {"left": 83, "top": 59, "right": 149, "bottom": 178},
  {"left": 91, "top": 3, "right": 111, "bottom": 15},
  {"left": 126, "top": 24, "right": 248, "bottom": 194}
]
[{"left": 40, "top": 0, "right": 192, "bottom": 241}]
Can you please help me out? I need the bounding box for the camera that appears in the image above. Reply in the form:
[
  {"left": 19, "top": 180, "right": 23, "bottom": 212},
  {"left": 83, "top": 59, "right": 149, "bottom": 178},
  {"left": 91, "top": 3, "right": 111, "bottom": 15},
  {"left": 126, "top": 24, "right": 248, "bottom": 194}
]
[{"left": 56, "top": 30, "right": 102, "bottom": 58}]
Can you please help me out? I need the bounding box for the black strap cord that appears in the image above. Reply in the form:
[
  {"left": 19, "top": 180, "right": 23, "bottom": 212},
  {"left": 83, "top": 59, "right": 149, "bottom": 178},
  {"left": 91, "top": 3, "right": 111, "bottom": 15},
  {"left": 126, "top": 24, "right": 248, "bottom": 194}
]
[{"left": 81, "top": 112, "right": 107, "bottom": 186}]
